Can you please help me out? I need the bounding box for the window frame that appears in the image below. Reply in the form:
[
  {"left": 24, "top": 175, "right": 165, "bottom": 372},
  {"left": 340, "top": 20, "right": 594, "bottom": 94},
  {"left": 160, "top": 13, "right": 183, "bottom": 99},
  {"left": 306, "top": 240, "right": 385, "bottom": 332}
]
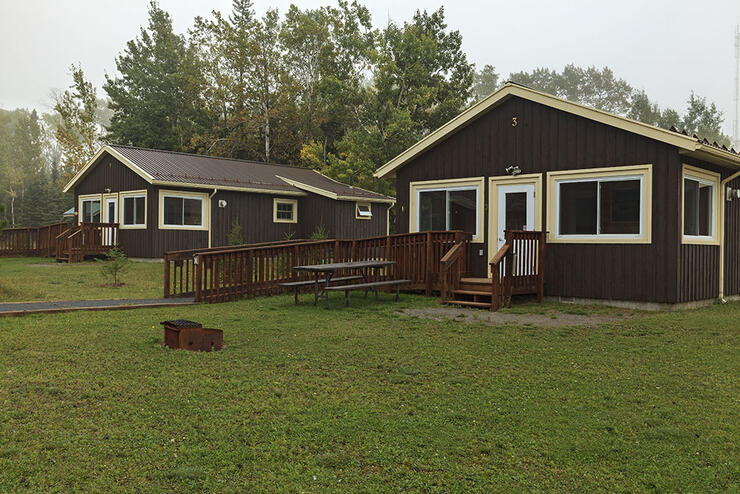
[
  {"left": 158, "top": 189, "right": 209, "bottom": 231},
  {"left": 681, "top": 164, "right": 720, "bottom": 245},
  {"left": 355, "top": 202, "right": 372, "bottom": 220},
  {"left": 409, "top": 177, "right": 485, "bottom": 243},
  {"left": 546, "top": 164, "right": 653, "bottom": 244},
  {"left": 78, "top": 194, "right": 102, "bottom": 224},
  {"left": 119, "top": 190, "right": 147, "bottom": 229},
  {"left": 273, "top": 198, "right": 298, "bottom": 224}
]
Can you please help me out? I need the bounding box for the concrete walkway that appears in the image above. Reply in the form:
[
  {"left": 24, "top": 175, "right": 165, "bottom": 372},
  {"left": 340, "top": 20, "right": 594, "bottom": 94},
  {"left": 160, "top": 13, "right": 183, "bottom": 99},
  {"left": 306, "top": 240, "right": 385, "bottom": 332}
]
[{"left": 0, "top": 297, "right": 196, "bottom": 316}]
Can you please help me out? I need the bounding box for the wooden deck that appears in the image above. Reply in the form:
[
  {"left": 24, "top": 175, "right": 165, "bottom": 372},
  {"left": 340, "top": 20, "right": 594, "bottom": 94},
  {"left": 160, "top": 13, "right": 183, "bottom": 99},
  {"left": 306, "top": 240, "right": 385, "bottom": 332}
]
[{"left": 0, "top": 221, "right": 119, "bottom": 263}]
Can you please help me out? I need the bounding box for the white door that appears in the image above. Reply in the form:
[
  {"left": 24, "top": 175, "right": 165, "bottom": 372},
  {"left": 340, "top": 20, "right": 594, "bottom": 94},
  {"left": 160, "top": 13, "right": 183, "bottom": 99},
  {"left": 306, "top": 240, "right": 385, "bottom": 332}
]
[
  {"left": 496, "top": 184, "right": 535, "bottom": 250},
  {"left": 104, "top": 197, "right": 117, "bottom": 246}
]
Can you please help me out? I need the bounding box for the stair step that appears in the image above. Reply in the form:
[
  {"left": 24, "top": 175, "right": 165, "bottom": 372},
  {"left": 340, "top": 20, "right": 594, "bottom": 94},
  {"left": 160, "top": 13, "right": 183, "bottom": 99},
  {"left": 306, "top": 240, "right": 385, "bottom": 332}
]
[
  {"left": 453, "top": 289, "right": 492, "bottom": 297},
  {"left": 460, "top": 277, "right": 490, "bottom": 285},
  {"left": 444, "top": 300, "right": 491, "bottom": 308}
]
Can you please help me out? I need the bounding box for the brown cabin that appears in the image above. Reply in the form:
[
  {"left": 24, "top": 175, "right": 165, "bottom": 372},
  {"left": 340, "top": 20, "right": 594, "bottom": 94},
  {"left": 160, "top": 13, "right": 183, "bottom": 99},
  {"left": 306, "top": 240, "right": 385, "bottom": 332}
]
[
  {"left": 375, "top": 82, "right": 740, "bottom": 308},
  {"left": 63, "top": 145, "right": 394, "bottom": 258}
]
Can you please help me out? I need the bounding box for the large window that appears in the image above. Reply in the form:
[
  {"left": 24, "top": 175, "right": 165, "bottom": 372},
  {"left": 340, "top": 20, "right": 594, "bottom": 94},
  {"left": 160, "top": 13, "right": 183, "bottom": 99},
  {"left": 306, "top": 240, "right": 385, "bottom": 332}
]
[
  {"left": 121, "top": 191, "right": 146, "bottom": 228},
  {"left": 682, "top": 165, "right": 719, "bottom": 244},
  {"left": 79, "top": 195, "right": 101, "bottom": 223},
  {"left": 273, "top": 198, "right": 297, "bottom": 223},
  {"left": 159, "top": 190, "right": 208, "bottom": 230},
  {"left": 410, "top": 177, "right": 485, "bottom": 242},
  {"left": 547, "top": 165, "right": 652, "bottom": 243}
]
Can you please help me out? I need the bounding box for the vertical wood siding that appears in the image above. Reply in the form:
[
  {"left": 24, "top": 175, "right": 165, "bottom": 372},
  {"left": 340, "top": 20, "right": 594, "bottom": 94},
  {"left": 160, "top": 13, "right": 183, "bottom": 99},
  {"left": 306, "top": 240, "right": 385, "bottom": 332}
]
[
  {"left": 396, "top": 95, "right": 687, "bottom": 303},
  {"left": 724, "top": 175, "right": 740, "bottom": 296}
]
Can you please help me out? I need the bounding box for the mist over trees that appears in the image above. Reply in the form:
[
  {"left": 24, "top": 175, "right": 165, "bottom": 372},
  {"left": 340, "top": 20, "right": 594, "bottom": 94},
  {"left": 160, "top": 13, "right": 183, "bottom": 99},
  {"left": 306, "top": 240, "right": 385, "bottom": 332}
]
[{"left": 0, "top": 0, "right": 733, "bottom": 226}]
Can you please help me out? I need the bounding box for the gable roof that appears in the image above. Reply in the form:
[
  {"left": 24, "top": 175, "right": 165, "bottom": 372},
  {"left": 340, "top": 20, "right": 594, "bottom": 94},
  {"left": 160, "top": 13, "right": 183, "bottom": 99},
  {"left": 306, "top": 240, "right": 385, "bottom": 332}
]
[
  {"left": 374, "top": 82, "right": 740, "bottom": 178},
  {"left": 64, "top": 145, "right": 394, "bottom": 203}
]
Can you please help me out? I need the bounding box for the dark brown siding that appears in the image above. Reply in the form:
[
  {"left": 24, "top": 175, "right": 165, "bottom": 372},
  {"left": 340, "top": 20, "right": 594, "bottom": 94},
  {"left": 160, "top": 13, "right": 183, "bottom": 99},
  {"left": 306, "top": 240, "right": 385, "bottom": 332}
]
[
  {"left": 396, "top": 95, "right": 684, "bottom": 303},
  {"left": 210, "top": 191, "right": 388, "bottom": 246},
  {"left": 724, "top": 175, "right": 740, "bottom": 296}
]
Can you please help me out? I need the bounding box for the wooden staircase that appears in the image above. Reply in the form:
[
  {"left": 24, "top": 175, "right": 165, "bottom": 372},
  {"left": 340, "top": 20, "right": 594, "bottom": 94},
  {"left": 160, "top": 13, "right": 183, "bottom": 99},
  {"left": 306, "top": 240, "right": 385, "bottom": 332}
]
[
  {"left": 55, "top": 222, "right": 119, "bottom": 263},
  {"left": 440, "top": 230, "right": 546, "bottom": 311}
]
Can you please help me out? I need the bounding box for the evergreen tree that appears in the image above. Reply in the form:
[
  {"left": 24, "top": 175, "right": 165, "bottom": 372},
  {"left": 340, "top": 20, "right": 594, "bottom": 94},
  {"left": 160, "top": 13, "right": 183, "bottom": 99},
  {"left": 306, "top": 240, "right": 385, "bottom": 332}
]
[{"left": 471, "top": 64, "right": 500, "bottom": 102}]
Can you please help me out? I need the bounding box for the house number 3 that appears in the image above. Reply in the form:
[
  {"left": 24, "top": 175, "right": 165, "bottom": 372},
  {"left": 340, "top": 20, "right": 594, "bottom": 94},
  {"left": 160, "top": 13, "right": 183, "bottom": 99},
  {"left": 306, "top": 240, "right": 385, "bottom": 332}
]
[{"left": 511, "top": 116, "right": 518, "bottom": 127}]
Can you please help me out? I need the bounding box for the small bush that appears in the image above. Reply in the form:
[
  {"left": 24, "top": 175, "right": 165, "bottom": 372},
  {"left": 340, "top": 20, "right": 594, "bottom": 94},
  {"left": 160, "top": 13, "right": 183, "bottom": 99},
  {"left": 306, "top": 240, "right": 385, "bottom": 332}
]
[
  {"left": 227, "top": 218, "right": 244, "bottom": 246},
  {"left": 97, "top": 245, "right": 130, "bottom": 286},
  {"left": 310, "top": 224, "right": 328, "bottom": 240},
  {"left": 282, "top": 228, "right": 296, "bottom": 241}
]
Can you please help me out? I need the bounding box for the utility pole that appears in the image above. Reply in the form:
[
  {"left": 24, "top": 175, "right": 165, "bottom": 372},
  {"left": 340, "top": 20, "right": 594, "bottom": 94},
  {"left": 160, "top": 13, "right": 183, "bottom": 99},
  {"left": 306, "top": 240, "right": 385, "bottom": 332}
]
[{"left": 734, "top": 24, "right": 740, "bottom": 149}]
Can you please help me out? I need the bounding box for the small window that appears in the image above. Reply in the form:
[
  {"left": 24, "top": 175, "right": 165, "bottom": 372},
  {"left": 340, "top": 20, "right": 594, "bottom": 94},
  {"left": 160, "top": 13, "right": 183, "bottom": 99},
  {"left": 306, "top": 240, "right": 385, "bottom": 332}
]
[
  {"left": 162, "top": 195, "right": 204, "bottom": 227},
  {"left": 80, "top": 198, "right": 101, "bottom": 223},
  {"left": 356, "top": 202, "right": 372, "bottom": 219},
  {"left": 122, "top": 194, "right": 146, "bottom": 227},
  {"left": 273, "top": 198, "right": 297, "bottom": 223},
  {"left": 682, "top": 166, "right": 718, "bottom": 243}
]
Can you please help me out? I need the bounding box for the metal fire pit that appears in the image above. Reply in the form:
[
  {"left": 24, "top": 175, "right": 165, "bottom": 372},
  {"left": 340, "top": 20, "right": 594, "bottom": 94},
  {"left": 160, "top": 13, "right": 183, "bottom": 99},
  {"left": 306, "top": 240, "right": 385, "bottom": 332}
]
[{"left": 161, "top": 319, "right": 223, "bottom": 352}]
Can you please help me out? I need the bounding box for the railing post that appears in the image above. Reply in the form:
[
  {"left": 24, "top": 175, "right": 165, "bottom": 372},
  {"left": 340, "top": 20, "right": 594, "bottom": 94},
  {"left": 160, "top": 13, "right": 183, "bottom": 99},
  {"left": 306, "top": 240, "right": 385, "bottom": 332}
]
[
  {"left": 164, "top": 255, "right": 171, "bottom": 298},
  {"left": 195, "top": 255, "right": 202, "bottom": 302},
  {"left": 491, "top": 263, "right": 499, "bottom": 311},
  {"left": 538, "top": 231, "right": 546, "bottom": 303},
  {"left": 425, "top": 231, "right": 433, "bottom": 296}
]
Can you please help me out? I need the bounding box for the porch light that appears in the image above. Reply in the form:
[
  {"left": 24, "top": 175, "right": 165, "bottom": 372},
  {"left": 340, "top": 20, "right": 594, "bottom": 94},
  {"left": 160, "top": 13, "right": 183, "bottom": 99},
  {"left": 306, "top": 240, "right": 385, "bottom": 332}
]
[{"left": 505, "top": 165, "right": 521, "bottom": 176}]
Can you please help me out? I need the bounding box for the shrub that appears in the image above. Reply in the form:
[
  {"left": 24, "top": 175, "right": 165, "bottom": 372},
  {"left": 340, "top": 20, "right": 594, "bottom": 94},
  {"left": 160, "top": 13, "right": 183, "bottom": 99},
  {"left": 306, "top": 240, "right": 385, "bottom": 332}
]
[
  {"left": 310, "top": 224, "right": 328, "bottom": 240},
  {"left": 97, "top": 245, "right": 130, "bottom": 286},
  {"left": 227, "top": 217, "right": 244, "bottom": 246},
  {"left": 282, "top": 228, "right": 296, "bottom": 241}
]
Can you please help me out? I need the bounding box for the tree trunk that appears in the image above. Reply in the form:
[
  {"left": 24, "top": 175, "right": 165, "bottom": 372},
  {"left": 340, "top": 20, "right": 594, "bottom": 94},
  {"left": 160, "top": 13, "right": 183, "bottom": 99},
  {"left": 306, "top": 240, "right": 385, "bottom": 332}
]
[{"left": 264, "top": 114, "right": 271, "bottom": 163}]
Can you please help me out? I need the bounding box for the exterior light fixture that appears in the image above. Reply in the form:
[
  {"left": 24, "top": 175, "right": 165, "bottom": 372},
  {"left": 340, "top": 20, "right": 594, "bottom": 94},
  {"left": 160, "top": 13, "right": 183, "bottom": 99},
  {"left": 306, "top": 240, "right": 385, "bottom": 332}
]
[
  {"left": 505, "top": 165, "right": 522, "bottom": 176},
  {"left": 218, "top": 200, "right": 227, "bottom": 208}
]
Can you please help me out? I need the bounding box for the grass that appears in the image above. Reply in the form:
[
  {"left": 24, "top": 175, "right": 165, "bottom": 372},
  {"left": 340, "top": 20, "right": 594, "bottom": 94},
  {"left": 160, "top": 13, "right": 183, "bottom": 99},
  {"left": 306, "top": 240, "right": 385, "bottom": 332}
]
[
  {"left": 0, "top": 257, "right": 163, "bottom": 302},
  {"left": 0, "top": 293, "right": 738, "bottom": 492}
]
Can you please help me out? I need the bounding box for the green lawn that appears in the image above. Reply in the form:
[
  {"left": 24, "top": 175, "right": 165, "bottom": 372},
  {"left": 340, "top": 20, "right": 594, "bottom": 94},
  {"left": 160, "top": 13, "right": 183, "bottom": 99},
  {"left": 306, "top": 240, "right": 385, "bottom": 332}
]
[
  {"left": 0, "top": 257, "right": 163, "bottom": 302},
  {"left": 0, "top": 294, "right": 737, "bottom": 492}
]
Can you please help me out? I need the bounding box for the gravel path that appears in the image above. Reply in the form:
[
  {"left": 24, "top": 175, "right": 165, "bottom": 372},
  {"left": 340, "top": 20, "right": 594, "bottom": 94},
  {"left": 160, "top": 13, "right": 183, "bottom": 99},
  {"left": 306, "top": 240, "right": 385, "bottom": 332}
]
[{"left": 0, "top": 297, "right": 195, "bottom": 316}]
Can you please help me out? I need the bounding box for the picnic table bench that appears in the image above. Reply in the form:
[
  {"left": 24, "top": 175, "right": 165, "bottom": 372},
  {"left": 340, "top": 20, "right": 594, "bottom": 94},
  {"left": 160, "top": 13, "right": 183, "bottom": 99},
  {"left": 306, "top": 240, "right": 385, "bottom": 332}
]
[
  {"left": 282, "top": 260, "right": 402, "bottom": 307},
  {"left": 325, "top": 279, "right": 412, "bottom": 306}
]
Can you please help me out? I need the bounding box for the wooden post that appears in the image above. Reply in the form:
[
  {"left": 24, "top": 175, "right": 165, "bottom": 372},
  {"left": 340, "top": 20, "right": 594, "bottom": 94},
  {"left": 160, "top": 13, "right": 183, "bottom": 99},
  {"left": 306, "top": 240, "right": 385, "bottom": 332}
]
[
  {"left": 537, "top": 231, "right": 546, "bottom": 303},
  {"left": 194, "top": 255, "right": 202, "bottom": 302},
  {"left": 164, "top": 255, "right": 171, "bottom": 298},
  {"left": 491, "top": 263, "right": 499, "bottom": 311},
  {"left": 425, "top": 231, "right": 433, "bottom": 296}
]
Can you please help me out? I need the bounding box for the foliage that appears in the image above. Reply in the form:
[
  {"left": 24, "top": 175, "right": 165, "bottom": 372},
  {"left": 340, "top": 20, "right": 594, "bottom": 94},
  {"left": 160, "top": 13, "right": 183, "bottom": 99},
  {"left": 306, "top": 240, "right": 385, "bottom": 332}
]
[
  {"left": 104, "top": 2, "right": 212, "bottom": 151},
  {"left": 97, "top": 245, "right": 131, "bottom": 286},
  {"left": 471, "top": 64, "right": 500, "bottom": 102},
  {"left": 53, "top": 64, "right": 102, "bottom": 175},
  {"left": 310, "top": 223, "right": 328, "bottom": 239},
  {"left": 227, "top": 217, "right": 244, "bottom": 245},
  {"left": 282, "top": 228, "right": 296, "bottom": 240},
  {"left": 0, "top": 296, "right": 738, "bottom": 491}
]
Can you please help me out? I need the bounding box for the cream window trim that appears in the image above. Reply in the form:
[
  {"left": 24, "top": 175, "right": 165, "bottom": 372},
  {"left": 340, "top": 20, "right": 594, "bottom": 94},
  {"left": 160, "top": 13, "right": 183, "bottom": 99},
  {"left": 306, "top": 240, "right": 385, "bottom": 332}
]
[
  {"left": 487, "top": 174, "right": 543, "bottom": 262},
  {"left": 546, "top": 164, "right": 653, "bottom": 244},
  {"left": 158, "top": 189, "right": 209, "bottom": 231},
  {"left": 273, "top": 198, "right": 298, "bottom": 224},
  {"left": 356, "top": 202, "right": 372, "bottom": 220},
  {"left": 409, "top": 176, "right": 485, "bottom": 243},
  {"left": 681, "top": 164, "right": 720, "bottom": 245},
  {"left": 119, "top": 189, "right": 147, "bottom": 230},
  {"left": 78, "top": 193, "right": 102, "bottom": 225}
]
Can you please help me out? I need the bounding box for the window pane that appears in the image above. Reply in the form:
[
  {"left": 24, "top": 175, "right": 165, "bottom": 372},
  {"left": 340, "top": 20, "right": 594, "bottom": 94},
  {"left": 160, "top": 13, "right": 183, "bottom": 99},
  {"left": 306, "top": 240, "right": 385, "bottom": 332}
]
[
  {"left": 419, "top": 190, "right": 446, "bottom": 231},
  {"left": 82, "top": 200, "right": 100, "bottom": 223},
  {"left": 448, "top": 189, "right": 477, "bottom": 235},
  {"left": 134, "top": 197, "right": 145, "bottom": 225},
  {"left": 559, "top": 181, "right": 597, "bottom": 235},
  {"left": 164, "top": 197, "right": 183, "bottom": 225},
  {"left": 276, "top": 202, "right": 293, "bottom": 220},
  {"left": 698, "top": 184, "right": 712, "bottom": 236},
  {"left": 683, "top": 178, "right": 713, "bottom": 237},
  {"left": 82, "top": 201, "right": 91, "bottom": 222},
  {"left": 183, "top": 198, "right": 202, "bottom": 225},
  {"left": 600, "top": 180, "right": 640, "bottom": 234},
  {"left": 504, "top": 192, "right": 527, "bottom": 231},
  {"left": 124, "top": 197, "right": 134, "bottom": 225}
]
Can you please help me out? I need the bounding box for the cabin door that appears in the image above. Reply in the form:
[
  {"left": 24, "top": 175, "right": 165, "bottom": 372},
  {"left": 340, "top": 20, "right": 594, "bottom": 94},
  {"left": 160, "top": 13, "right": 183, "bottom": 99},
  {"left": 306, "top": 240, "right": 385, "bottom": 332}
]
[
  {"left": 103, "top": 196, "right": 117, "bottom": 246},
  {"left": 488, "top": 175, "right": 543, "bottom": 275}
]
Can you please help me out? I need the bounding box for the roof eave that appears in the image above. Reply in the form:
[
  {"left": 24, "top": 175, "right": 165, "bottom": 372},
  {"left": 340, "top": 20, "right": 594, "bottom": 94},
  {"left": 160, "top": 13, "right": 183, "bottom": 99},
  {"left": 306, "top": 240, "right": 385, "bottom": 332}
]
[{"left": 62, "top": 145, "right": 155, "bottom": 193}]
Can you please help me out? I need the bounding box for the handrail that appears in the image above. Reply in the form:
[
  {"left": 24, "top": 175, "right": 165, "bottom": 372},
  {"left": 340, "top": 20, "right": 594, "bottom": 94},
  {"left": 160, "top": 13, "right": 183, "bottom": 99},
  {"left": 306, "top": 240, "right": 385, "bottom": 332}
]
[
  {"left": 439, "top": 240, "right": 468, "bottom": 303},
  {"left": 490, "top": 242, "right": 513, "bottom": 311}
]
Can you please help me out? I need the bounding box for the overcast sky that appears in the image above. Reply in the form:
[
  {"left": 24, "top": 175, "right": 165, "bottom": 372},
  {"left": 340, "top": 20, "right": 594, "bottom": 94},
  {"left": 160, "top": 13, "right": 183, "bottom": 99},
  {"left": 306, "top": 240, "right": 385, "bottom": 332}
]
[{"left": 1, "top": 0, "right": 739, "bottom": 135}]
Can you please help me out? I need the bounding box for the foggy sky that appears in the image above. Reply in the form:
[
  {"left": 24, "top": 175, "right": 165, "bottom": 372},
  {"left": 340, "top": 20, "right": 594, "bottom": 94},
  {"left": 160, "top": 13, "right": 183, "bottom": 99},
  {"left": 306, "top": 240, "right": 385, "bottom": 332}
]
[{"left": 1, "top": 0, "right": 739, "bottom": 136}]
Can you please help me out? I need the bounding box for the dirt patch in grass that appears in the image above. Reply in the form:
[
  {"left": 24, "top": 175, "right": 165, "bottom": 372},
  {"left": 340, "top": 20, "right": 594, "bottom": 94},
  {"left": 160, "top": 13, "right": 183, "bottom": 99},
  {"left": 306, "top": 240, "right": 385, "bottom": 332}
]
[{"left": 400, "top": 306, "right": 632, "bottom": 327}]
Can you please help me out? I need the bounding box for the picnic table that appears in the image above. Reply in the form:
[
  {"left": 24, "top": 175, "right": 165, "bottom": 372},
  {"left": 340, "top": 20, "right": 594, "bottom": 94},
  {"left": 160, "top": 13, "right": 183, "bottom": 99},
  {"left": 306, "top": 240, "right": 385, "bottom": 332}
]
[{"left": 286, "top": 260, "right": 400, "bottom": 306}]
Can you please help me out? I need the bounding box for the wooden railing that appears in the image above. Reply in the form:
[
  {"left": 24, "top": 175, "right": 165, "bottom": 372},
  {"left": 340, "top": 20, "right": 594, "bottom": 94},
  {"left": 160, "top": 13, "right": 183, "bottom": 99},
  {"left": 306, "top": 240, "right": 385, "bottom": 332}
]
[
  {"left": 164, "top": 231, "right": 464, "bottom": 303},
  {"left": 56, "top": 223, "right": 119, "bottom": 262},
  {"left": 439, "top": 236, "right": 471, "bottom": 303},
  {"left": 490, "top": 230, "right": 546, "bottom": 311},
  {"left": 0, "top": 222, "right": 70, "bottom": 257}
]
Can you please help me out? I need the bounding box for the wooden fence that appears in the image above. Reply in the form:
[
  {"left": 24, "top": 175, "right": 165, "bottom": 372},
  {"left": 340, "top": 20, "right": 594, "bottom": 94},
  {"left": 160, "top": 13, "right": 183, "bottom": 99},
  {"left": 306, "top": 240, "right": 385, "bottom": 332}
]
[
  {"left": 56, "top": 223, "right": 119, "bottom": 262},
  {"left": 0, "top": 222, "right": 70, "bottom": 257},
  {"left": 490, "top": 230, "right": 546, "bottom": 310},
  {"left": 164, "top": 231, "right": 467, "bottom": 303}
]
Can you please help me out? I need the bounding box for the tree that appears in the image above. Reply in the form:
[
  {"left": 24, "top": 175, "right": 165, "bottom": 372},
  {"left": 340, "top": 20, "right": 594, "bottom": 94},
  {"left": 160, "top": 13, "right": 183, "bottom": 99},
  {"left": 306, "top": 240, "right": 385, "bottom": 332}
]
[
  {"left": 97, "top": 245, "right": 130, "bottom": 286},
  {"left": 509, "top": 64, "right": 633, "bottom": 114},
  {"left": 471, "top": 64, "right": 500, "bottom": 102},
  {"left": 53, "top": 64, "right": 101, "bottom": 175},
  {"left": 104, "top": 1, "right": 211, "bottom": 151},
  {"left": 680, "top": 92, "right": 730, "bottom": 147},
  {"left": 227, "top": 217, "right": 243, "bottom": 245}
]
